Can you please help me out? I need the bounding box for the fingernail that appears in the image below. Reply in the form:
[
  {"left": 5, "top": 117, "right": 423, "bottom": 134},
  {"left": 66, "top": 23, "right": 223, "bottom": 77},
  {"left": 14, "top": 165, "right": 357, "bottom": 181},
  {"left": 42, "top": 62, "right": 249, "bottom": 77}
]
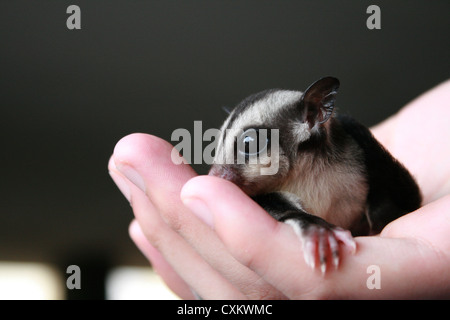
[
  {"left": 109, "top": 170, "right": 131, "bottom": 203},
  {"left": 182, "top": 197, "right": 214, "bottom": 228},
  {"left": 116, "top": 163, "right": 146, "bottom": 193}
]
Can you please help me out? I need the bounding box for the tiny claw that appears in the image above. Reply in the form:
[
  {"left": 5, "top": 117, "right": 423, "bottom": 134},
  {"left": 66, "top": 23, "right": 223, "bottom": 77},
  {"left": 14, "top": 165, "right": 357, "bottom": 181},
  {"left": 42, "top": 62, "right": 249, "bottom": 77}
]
[
  {"left": 285, "top": 218, "right": 356, "bottom": 274},
  {"left": 333, "top": 228, "right": 357, "bottom": 254},
  {"left": 301, "top": 225, "right": 356, "bottom": 274},
  {"left": 303, "top": 233, "right": 317, "bottom": 269},
  {"left": 318, "top": 228, "right": 328, "bottom": 275},
  {"left": 328, "top": 233, "right": 340, "bottom": 269},
  {"left": 320, "top": 262, "right": 327, "bottom": 276}
]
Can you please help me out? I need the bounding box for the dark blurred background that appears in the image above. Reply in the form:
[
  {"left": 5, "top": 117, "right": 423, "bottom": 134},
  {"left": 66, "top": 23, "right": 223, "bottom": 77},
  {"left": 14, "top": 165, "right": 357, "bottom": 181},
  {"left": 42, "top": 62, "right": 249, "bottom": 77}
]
[{"left": 0, "top": 1, "right": 449, "bottom": 298}]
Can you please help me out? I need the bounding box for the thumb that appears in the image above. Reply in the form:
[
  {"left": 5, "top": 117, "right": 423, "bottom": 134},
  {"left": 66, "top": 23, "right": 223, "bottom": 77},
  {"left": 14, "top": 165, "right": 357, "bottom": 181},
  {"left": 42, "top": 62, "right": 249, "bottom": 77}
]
[{"left": 180, "top": 176, "right": 320, "bottom": 298}]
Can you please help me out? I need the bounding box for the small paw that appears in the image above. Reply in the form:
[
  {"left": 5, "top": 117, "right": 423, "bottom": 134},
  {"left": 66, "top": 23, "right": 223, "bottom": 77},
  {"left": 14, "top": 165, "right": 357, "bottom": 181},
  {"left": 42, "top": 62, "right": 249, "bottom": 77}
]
[{"left": 286, "top": 220, "right": 356, "bottom": 275}]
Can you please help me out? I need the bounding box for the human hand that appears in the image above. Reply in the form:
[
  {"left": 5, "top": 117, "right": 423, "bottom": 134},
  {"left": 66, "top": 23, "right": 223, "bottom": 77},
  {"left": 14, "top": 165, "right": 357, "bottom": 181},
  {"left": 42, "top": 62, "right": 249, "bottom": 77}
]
[
  {"left": 109, "top": 79, "right": 450, "bottom": 299},
  {"left": 109, "top": 135, "right": 287, "bottom": 299}
]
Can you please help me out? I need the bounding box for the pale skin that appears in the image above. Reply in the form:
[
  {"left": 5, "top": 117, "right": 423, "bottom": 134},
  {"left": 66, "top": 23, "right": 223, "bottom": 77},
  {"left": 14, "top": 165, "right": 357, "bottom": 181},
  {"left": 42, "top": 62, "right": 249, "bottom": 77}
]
[{"left": 109, "top": 79, "right": 450, "bottom": 299}]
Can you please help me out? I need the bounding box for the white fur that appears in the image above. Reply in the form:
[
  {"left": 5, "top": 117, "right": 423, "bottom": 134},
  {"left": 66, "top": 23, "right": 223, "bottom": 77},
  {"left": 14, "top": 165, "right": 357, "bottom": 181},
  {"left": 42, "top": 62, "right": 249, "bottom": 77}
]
[
  {"left": 291, "top": 122, "right": 311, "bottom": 144},
  {"left": 214, "top": 90, "right": 303, "bottom": 166},
  {"left": 232, "top": 91, "right": 302, "bottom": 130}
]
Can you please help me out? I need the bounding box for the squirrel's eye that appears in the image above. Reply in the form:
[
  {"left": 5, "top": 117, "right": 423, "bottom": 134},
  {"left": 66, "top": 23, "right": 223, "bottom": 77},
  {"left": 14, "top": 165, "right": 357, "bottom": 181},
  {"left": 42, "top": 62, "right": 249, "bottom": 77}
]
[{"left": 238, "top": 128, "right": 269, "bottom": 156}]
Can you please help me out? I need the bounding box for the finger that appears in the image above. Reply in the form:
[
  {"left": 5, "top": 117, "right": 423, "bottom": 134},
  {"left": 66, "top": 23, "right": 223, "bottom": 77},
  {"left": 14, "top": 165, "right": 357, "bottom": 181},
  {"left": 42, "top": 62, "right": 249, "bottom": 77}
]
[
  {"left": 182, "top": 176, "right": 450, "bottom": 299},
  {"left": 111, "top": 162, "right": 193, "bottom": 298},
  {"left": 112, "top": 133, "right": 283, "bottom": 299},
  {"left": 128, "top": 219, "right": 194, "bottom": 300},
  {"left": 181, "top": 175, "right": 323, "bottom": 298},
  {"left": 110, "top": 165, "right": 193, "bottom": 296},
  {"left": 112, "top": 133, "right": 197, "bottom": 223},
  {"left": 109, "top": 154, "right": 245, "bottom": 299}
]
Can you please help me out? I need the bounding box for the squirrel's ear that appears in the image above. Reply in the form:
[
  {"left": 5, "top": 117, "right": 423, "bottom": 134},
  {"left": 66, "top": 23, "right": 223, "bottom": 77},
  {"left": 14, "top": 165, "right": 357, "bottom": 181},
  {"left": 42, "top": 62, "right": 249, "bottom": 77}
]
[{"left": 301, "top": 77, "right": 340, "bottom": 125}]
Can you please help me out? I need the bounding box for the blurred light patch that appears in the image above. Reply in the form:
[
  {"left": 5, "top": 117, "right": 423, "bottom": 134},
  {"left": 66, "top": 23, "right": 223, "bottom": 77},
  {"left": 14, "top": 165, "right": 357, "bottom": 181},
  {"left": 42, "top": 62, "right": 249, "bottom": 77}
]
[
  {"left": 0, "top": 262, "right": 64, "bottom": 300},
  {"left": 106, "top": 266, "right": 179, "bottom": 300}
]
